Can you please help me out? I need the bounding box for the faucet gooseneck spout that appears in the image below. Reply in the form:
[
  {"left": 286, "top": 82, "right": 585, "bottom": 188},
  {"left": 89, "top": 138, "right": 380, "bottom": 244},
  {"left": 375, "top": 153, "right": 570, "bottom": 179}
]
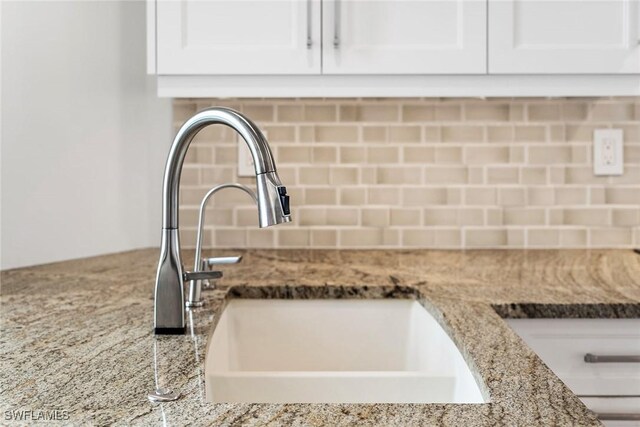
[{"left": 154, "top": 107, "right": 291, "bottom": 334}]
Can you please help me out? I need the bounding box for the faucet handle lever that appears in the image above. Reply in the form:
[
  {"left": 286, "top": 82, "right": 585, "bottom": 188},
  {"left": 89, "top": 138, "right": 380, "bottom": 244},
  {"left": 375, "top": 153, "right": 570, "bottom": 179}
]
[
  {"left": 183, "top": 270, "right": 223, "bottom": 282},
  {"left": 204, "top": 255, "right": 243, "bottom": 266}
]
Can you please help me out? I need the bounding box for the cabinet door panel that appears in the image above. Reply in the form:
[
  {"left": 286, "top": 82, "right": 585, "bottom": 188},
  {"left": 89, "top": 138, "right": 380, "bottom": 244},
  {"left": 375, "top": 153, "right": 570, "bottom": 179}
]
[
  {"left": 157, "top": 0, "right": 321, "bottom": 75},
  {"left": 322, "top": 0, "right": 487, "bottom": 74},
  {"left": 489, "top": 0, "right": 640, "bottom": 74},
  {"left": 508, "top": 319, "right": 640, "bottom": 396}
]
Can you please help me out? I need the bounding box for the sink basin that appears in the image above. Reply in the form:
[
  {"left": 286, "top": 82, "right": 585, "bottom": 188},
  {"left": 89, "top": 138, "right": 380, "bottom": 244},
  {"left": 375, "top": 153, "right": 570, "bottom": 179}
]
[{"left": 205, "top": 299, "right": 486, "bottom": 404}]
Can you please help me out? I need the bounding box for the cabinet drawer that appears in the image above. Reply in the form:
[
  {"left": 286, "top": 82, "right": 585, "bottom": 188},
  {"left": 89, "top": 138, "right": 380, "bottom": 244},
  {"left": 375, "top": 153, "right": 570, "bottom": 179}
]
[
  {"left": 580, "top": 397, "right": 640, "bottom": 427},
  {"left": 507, "top": 319, "right": 640, "bottom": 396}
]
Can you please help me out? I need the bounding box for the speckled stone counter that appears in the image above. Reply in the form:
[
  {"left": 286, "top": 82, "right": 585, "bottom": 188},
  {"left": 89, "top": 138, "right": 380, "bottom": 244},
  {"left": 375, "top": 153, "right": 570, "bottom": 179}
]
[{"left": 2, "top": 249, "right": 639, "bottom": 426}]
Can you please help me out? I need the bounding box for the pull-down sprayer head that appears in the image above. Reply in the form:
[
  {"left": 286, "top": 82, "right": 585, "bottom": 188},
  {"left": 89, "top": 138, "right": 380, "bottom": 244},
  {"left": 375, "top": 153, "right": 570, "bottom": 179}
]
[{"left": 256, "top": 171, "right": 291, "bottom": 227}]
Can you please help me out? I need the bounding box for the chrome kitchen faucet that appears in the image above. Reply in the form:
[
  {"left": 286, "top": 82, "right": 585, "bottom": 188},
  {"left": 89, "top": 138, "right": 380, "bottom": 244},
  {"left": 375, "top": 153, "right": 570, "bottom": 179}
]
[{"left": 154, "top": 107, "right": 291, "bottom": 334}]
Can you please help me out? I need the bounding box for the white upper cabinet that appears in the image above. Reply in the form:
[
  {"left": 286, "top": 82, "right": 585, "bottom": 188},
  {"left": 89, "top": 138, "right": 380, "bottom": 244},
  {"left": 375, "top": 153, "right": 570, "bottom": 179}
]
[
  {"left": 149, "top": 0, "right": 640, "bottom": 96},
  {"left": 156, "top": 0, "right": 321, "bottom": 74},
  {"left": 489, "top": 0, "right": 640, "bottom": 74},
  {"left": 322, "top": 0, "right": 487, "bottom": 74}
]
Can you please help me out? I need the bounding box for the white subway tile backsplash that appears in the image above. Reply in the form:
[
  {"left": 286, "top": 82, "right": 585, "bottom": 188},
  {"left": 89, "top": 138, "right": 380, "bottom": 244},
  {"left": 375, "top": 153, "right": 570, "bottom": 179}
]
[{"left": 176, "top": 97, "right": 640, "bottom": 249}]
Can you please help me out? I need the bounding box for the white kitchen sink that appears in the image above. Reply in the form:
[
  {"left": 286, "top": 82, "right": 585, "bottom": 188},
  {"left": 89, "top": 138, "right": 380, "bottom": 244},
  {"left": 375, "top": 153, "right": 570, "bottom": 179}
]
[{"left": 205, "top": 299, "right": 486, "bottom": 404}]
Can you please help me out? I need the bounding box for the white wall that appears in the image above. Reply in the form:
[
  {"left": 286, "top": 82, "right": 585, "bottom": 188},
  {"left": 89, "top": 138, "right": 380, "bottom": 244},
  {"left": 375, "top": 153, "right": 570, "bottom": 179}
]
[{"left": 1, "top": 1, "right": 172, "bottom": 269}]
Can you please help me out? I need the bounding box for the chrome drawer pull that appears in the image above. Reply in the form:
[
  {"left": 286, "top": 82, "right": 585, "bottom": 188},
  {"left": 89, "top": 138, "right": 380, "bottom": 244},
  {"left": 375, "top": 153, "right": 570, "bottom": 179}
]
[
  {"left": 596, "top": 413, "right": 640, "bottom": 421},
  {"left": 584, "top": 353, "right": 640, "bottom": 363},
  {"left": 333, "top": 0, "right": 341, "bottom": 48},
  {"left": 306, "top": 0, "right": 312, "bottom": 49}
]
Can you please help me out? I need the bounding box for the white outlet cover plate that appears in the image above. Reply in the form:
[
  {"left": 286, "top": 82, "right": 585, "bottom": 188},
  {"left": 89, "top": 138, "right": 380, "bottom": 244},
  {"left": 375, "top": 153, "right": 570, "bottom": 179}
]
[
  {"left": 237, "top": 138, "right": 254, "bottom": 177},
  {"left": 237, "top": 131, "right": 268, "bottom": 177},
  {"left": 593, "top": 129, "right": 623, "bottom": 176}
]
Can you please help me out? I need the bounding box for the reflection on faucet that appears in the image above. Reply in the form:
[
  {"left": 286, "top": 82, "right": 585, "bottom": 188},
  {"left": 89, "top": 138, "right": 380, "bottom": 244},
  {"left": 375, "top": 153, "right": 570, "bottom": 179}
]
[
  {"left": 188, "top": 309, "right": 205, "bottom": 402},
  {"left": 154, "top": 107, "right": 292, "bottom": 334},
  {"left": 148, "top": 304, "right": 211, "bottom": 408},
  {"left": 148, "top": 339, "right": 180, "bottom": 404}
]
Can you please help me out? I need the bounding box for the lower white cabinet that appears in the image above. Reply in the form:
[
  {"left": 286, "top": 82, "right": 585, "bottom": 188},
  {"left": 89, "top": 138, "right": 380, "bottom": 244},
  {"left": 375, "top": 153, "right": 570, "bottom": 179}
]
[
  {"left": 580, "top": 397, "right": 640, "bottom": 427},
  {"left": 508, "top": 319, "right": 640, "bottom": 427}
]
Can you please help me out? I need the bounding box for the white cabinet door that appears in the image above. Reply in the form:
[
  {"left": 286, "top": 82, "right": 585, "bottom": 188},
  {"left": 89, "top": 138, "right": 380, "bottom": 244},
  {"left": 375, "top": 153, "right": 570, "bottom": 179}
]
[
  {"left": 156, "top": 0, "right": 321, "bottom": 75},
  {"left": 489, "top": 0, "right": 640, "bottom": 74},
  {"left": 322, "top": 0, "right": 487, "bottom": 74},
  {"left": 507, "top": 319, "right": 640, "bottom": 396}
]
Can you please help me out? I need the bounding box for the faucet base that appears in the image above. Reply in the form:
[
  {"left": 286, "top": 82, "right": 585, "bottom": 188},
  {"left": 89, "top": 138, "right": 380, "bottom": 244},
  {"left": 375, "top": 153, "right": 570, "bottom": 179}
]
[
  {"left": 154, "top": 327, "right": 186, "bottom": 335},
  {"left": 154, "top": 228, "right": 186, "bottom": 333}
]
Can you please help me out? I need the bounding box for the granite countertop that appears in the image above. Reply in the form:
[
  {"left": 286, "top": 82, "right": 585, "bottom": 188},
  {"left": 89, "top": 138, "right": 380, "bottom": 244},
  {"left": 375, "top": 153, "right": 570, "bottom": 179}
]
[{"left": 2, "top": 249, "right": 640, "bottom": 426}]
